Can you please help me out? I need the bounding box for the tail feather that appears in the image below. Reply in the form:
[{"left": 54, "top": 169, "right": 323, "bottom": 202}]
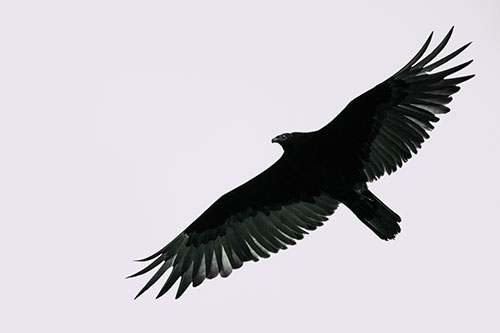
[{"left": 346, "top": 189, "right": 401, "bottom": 240}]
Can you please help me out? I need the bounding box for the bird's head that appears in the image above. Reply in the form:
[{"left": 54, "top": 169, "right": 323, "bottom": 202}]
[{"left": 271, "top": 132, "right": 293, "bottom": 148}]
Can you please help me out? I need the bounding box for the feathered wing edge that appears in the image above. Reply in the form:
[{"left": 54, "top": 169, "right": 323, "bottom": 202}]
[
  {"left": 361, "top": 27, "right": 474, "bottom": 181},
  {"left": 128, "top": 194, "right": 339, "bottom": 299}
]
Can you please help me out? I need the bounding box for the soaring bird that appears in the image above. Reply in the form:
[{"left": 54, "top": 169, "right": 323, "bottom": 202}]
[{"left": 129, "top": 27, "right": 473, "bottom": 299}]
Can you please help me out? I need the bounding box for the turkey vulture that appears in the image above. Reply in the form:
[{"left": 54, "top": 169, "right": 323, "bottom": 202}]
[{"left": 129, "top": 27, "right": 473, "bottom": 299}]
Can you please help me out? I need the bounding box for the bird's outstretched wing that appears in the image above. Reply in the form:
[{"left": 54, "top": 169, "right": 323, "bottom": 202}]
[
  {"left": 318, "top": 27, "right": 474, "bottom": 182},
  {"left": 129, "top": 157, "right": 339, "bottom": 299}
]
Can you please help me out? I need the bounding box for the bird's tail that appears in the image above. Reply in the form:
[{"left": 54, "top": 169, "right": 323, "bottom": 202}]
[{"left": 345, "top": 189, "right": 401, "bottom": 240}]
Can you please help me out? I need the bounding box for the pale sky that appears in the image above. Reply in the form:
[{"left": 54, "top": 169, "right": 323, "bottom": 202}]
[{"left": 1, "top": 1, "right": 499, "bottom": 332}]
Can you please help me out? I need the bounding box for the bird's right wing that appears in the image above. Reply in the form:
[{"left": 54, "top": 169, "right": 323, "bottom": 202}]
[
  {"left": 128, "top": 157, "right": 339, "bottom": 299},
  {"left": 318, "top": 27, "right": 474, "bottom": 182}
]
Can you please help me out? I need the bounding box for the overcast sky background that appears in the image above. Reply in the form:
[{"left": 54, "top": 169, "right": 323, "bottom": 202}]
[{"left": 1, "top": 1, "right": 499, "bottom": 332}]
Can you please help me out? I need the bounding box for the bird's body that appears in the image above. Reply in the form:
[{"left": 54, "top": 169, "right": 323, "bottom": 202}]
[{"left": 129, "top": 28, "right": 473, "bottom": 299}]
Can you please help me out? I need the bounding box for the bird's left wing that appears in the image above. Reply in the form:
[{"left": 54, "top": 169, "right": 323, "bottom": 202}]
[
  {"left": 129, "top": 157, "right": 339, "bottom": 299},
  {"left": 317, "top": 27, "right": 474, "bottom": 182}
]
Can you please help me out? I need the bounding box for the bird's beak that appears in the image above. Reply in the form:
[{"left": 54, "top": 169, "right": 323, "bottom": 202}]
[{"left": 271, "top": 137, "right": 278, "bottom": 143}]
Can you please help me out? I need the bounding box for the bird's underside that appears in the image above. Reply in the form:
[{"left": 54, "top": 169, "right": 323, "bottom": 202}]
[{"left": 129, "top": 27, "right": 473, "bottom": 299}]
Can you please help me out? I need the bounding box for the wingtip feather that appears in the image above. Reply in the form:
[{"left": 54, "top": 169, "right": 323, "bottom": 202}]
[{"left": 134, "top": 253, "right": 161, "bottom": 262}]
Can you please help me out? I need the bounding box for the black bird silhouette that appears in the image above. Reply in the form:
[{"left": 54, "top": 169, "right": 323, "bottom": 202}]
[{"left": 129, "top": 27, "right": 473, "bottom": 299}]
